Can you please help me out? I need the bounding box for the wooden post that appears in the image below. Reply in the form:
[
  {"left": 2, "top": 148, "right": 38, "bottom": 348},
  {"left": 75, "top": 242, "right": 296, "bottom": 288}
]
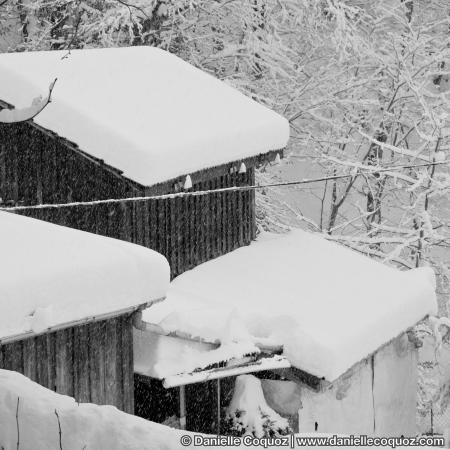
[
  {"left": 74, "top": 324, "right": 90, "bottom": 403},
  {"left": 217, "top": 379, "right": 221, "bottom": 436},
  {"left": 122, "top": 315, "right": 134, "bottom": 413},
  {"left": 55, "top": 328, "right": 74, "bottom": 397},
  {"left": 443, "top": 427, "right": 450, "bottom": 448},
  {"left": 179, "top": 385, "right": 186, "bottom": 430}
]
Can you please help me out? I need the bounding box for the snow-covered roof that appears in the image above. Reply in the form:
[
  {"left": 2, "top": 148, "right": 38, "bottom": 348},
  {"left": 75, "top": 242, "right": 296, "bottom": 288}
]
[
  {"left": 0, "top": 47, "right": 289, "bottom": 186},
  {"left": 0, "top": 211, "right": 170, "bottom": 341},
  {"left": 143, "top": 229, "right": 437, "bottom": 382}
]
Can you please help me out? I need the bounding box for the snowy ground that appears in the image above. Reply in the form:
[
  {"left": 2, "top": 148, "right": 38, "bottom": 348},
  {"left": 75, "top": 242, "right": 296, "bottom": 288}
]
[{"left": 0, "top": 370, "right": 443, "bottom": 450}]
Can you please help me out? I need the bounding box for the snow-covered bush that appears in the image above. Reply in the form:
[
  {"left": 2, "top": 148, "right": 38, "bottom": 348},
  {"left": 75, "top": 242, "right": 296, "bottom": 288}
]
[{"left": 224, "top": 375, "right": 292, "bottom": 438}]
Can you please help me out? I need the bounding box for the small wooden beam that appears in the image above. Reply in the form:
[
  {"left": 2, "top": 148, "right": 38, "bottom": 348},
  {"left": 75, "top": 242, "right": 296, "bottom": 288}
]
[
  {"left": 179, "top": 385, "right": 186, "bottom": 430},
  {"left": 216, "top": 379, "right": 221, "bottom": 436},
  {"left": 272, "top": 367, "right": 326, "bottom": 392}
]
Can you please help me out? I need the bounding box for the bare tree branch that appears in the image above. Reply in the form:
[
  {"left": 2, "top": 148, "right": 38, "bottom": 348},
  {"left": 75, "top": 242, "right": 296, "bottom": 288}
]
[
  {"left": 54, "top": 409, "right": 63, "bottom": 450},
  {"left": 16, "top": 397, "right": 19, "bottom": 450},
  {"left": 115, "top": 0, "right": 151, "bottom": 20}
]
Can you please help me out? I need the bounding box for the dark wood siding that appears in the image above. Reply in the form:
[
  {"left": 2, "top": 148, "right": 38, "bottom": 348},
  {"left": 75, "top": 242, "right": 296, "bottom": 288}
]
[
  {"left": 0, "top": 120, "right": 267, "bottom": 278},
  {"left": 0, "top": 314, "right": 135, "bottom": 414},
  {"left": 134, "top": 374, "right": 236, "bottom": 434}
]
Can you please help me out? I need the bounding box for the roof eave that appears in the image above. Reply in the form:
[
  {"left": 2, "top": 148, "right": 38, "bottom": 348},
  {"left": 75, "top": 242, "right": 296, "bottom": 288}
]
[
  {"left": 0, "top": 297, "right": 165, "bottom": 345},
  {"left": 1, "top": 99, "right": 285, "bottom": 193},
  {"left": 144, "top": 148, "right": 285, "bottom": 195},
  {"left": 161, "top": 355, "right": 292, "bottom": 389},
  {"left": 0, "top": 99, "right": 145, "bottom": 192}
]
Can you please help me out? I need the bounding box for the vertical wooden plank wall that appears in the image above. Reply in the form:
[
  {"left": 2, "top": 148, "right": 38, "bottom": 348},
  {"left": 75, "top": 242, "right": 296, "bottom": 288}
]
[
  {"left": 0, "top": 122, "right": 258, "bottom": 280},
  {"left": 185, "top": 380, "right": 220, "bottom": 434},
  {"left": 0, "top": 315, "right": 134, "bottom": 414},
  {"left": 143, "top": 166, "right": 256, "bottom": 278},
  {"left": 73, "top": 324, "right": 90, "bottom": 404},
  {"left": 0, "top": 123, "right": 138, "bottom": 211}
]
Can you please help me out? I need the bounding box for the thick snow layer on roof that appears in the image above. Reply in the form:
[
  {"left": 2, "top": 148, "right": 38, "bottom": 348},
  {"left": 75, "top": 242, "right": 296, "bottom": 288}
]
[
  {"left": 0, "top": 47, "right": 289, "bottom": 186},
  {"left": 143, "top": 229, "right": 437, "bottom": 382},
  {"left": 0, "top": 211, "right": 169, "bottom": 340}
]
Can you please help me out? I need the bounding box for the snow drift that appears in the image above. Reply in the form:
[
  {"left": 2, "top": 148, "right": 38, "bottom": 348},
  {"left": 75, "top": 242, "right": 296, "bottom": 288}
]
[
  {"left": 0, "top": 370, "right": 440, "bottom": 449},
  {"left": 0, "top": 369, "right": 188, "bottom": 450}
]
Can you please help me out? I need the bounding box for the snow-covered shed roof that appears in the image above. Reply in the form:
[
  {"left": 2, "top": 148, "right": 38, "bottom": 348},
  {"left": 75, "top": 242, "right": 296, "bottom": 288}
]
[
  {"left": 0, "top": 47, "right": 289, "bottom": 186},
  {"left": 143, "top": 229, "right": 437, "bottom": 382},
  {"left": 0, "top": 211, "right": 170, "bottom": 342}
]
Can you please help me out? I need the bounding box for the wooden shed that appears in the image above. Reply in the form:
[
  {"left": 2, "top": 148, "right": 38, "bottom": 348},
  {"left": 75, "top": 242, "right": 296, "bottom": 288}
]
[
  {"left": 0, "top": 211, "right": 170, "bottom": 414},
  {"left": 140, "top": 229, "right": 437, "bottom": 436},
  {"left": 0, "top": 46, "right": 289, "bottom": 279}
]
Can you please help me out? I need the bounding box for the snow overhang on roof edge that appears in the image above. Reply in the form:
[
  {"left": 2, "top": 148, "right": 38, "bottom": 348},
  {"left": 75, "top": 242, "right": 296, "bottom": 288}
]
[
  {"left": 0, "top": 99, "right": 285, "bottom": 190},
  {"left": 0, "top": 297, "right": 165, "bottom": 346}
]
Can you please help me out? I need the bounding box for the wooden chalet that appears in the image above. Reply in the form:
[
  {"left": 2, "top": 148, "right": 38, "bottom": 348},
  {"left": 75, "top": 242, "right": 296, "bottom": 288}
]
[
  {"left": 0, "top": 211, "right": 169, "bottom": 414},
  {"left": 0, "top": 46, "right": 289, "bottom": 279}
]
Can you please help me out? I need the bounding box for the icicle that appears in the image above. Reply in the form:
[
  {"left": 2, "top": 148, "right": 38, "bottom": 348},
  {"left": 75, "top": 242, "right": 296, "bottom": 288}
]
[
  {"left": 238, "top": 162, "right": 247, "bottom": 174},
  {"left": 393, "top": 174, "right": 398, "bottom": 188},
  {"left": 274, "top": 153, "right": 281, "bottom": 164},
  {"left": 183, "top": 175, "right": 192, "bottom": 190}
]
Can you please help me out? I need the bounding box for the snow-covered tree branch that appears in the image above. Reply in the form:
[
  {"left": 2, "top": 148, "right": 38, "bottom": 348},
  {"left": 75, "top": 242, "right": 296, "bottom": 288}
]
[{"left": 0, "top": 78, "right": 56, "bottom": 123}]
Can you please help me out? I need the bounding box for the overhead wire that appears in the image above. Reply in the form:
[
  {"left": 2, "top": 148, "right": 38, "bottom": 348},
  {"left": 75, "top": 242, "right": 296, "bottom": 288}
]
[{"left": 0, "top": 160, "right": 448, "bottom": 212}]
